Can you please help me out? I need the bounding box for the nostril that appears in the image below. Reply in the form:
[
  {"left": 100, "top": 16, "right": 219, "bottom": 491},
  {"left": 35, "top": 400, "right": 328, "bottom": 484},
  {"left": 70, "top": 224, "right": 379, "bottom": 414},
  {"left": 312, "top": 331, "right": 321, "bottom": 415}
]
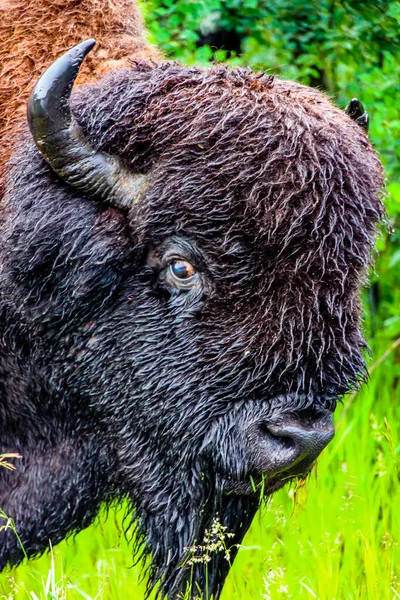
[
  {"left": 258, "top": 422, "right": 295, "bottom": 450},
  {"left": 252, "top": 414, "right": 335, "bottom": 475}
]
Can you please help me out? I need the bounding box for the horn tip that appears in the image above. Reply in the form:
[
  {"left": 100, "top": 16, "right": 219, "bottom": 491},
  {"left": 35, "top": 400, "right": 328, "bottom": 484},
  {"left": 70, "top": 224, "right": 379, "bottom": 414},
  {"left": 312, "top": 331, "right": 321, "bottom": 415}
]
[
  {"left": 27, "top": 38, "right": 97, "bottom": 141},
  {"left": 345, "top": 98, "right": 363, "bottom": 116},
  {"left": 79, "top": 39, "right": 97, "bottom": 57}
]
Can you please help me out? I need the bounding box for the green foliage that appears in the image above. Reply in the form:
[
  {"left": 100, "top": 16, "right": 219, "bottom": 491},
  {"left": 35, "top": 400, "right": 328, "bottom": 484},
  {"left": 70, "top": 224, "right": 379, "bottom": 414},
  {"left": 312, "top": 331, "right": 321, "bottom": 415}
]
[{"left": 365, "top": 181, "right": 400, "bottom": 341}]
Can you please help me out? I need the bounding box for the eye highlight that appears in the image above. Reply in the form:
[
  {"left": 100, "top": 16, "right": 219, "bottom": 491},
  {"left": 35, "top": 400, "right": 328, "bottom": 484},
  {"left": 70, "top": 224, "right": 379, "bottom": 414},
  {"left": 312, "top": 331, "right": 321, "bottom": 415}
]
[
  {"left": 147, "top": 237, "right": 205, "bottom": 295},
  {"left": 169, "top": 259, "right": 196, "bottom": 281}
]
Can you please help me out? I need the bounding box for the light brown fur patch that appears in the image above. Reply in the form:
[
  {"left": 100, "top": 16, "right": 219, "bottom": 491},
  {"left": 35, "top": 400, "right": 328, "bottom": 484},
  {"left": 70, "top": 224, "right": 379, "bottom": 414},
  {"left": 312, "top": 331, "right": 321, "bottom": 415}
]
[{"left": 0, "top": 0, "right": 160, "bottom": 185}]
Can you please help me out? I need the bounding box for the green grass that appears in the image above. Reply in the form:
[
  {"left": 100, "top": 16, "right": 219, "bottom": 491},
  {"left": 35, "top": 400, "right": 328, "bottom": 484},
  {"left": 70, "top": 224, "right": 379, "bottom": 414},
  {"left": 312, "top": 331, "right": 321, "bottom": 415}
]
[{"left": 0, "top": 343, "right": 399, "bottom": 600}]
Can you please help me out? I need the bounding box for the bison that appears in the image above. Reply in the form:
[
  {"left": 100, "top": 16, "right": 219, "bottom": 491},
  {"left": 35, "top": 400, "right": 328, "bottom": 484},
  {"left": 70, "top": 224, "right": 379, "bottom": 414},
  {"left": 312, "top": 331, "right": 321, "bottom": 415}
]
[{"left": 0, "top": 6, "right": 384, "bottom": 600}]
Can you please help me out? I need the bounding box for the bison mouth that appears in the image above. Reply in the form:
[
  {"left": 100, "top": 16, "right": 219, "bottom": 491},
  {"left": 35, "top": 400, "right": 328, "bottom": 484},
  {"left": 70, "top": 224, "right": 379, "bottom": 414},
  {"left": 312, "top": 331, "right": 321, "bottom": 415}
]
[
  {"left": 136, "top": 406, "right": 333, "bottom": 598},
  {"left": 226, "top": 473, "right": 291, "bottom": 496},
  {"left": 137, "top": 417, "right": 333, "bottom": 599},
  {"left": 225, "top": 455, "right": 317, "bottom": 496}
]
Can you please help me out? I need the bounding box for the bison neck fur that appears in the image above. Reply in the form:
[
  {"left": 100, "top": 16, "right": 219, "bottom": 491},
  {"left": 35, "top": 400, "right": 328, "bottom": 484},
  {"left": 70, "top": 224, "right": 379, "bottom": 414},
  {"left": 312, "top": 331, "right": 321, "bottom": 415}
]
[{"left": 0, "top": 61, "right": 384, "bottom": 598}]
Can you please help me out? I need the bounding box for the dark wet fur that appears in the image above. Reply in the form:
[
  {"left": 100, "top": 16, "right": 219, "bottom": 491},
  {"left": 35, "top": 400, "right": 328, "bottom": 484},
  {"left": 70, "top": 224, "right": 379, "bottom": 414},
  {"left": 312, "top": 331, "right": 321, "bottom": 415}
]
[{"left": 0, "top": 62, "right": 384, "bottom": 597}]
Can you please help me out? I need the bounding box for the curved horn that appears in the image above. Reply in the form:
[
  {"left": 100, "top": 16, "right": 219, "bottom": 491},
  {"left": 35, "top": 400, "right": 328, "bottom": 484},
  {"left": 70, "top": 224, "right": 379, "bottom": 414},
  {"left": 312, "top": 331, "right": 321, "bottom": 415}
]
[
  {"left": 345, "top": 98, "right": 369, "bottom": 133},
  {"left": 27, "top": 39, "right": 146, "bottom": 209}
]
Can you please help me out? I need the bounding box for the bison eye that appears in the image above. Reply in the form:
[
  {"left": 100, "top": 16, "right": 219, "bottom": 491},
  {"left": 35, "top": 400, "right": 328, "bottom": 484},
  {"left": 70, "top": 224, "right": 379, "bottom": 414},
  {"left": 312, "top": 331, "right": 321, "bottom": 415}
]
[{"left": 169, "top": 259, "right": 196, "bottom": 280}]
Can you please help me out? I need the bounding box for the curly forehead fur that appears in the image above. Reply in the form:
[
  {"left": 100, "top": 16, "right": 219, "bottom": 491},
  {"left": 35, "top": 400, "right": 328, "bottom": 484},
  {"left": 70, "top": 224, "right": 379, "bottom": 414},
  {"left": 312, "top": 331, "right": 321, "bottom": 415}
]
[
  {"left": 0, "top": 59, "right": 385, "bottom": 598},
  {"left": 73, "top": 62, "right": 384, "bottom": 396}
]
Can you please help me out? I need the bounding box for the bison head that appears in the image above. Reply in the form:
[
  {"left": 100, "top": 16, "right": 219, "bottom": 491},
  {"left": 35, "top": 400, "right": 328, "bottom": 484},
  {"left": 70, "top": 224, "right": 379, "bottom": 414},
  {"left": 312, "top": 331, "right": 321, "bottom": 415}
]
[{"left": 0, "top": 40, "right": 384, "bottom": 598}]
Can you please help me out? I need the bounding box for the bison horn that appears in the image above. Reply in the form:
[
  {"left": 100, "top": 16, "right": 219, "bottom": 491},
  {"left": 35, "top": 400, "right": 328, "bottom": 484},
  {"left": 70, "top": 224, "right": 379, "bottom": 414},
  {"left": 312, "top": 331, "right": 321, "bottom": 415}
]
[
  {"left": 345, "top": 98, "right": 369, "bottom": 133},
  {"left": 27, "top": 39, "right": 146, "bottom": 210}
]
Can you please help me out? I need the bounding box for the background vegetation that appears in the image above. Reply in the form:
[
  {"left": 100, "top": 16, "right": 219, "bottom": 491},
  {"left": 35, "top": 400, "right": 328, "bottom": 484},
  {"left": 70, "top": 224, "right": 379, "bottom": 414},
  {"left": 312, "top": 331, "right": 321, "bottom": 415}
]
[{"left": 1, "top": 1, "right": 399, "bottom": 598}]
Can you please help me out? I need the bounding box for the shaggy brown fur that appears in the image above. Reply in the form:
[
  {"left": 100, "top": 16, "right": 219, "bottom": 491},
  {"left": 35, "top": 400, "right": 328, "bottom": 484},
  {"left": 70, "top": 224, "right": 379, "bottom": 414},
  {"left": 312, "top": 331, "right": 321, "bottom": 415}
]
[{"left": 0, "top": 0, "right": 159, "bottom": 184}]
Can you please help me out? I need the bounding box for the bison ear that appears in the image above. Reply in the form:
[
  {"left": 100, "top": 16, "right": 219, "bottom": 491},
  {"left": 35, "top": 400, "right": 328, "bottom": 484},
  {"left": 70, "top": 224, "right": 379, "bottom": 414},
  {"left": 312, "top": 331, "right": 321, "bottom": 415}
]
[
  {"left": 345, "top": 98, "right": 369, "bottom": 133},
  {"left": 27, "top": 39, "right": 146, "bottom": 210}
]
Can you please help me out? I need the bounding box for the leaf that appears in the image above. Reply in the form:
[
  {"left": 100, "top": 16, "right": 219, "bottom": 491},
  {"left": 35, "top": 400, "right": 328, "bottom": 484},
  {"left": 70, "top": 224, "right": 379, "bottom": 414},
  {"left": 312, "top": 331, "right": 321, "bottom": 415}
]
[{"left": 389, "top": 249, "right": 400, "bottom": 269}]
